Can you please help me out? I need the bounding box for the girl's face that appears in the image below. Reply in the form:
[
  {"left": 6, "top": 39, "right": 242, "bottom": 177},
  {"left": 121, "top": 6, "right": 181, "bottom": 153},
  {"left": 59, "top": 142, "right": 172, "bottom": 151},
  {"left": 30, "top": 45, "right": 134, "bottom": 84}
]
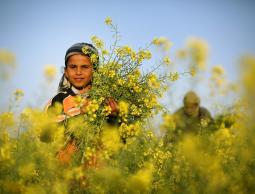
[{"left": 65, "top": 54, "right": 93, "bottom": 93}]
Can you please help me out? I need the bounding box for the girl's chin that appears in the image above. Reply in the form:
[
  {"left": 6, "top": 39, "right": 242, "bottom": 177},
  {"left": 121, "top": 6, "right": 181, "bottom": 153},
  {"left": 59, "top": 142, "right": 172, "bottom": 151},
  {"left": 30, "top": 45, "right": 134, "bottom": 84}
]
[
  {"left": 73, "top": 85, "right": 85, "bottom": 90},
  {"left": 72, "top": 82, "right": 85, "bottom": 87}
]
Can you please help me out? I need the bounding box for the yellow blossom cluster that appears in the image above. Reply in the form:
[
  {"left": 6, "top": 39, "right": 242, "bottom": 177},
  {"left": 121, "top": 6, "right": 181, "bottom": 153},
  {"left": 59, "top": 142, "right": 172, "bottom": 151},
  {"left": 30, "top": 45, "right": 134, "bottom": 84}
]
[
  {"left": 127, "top": 162, "right": 154, "bottom": 193},
  {"left": 208, "top": 65, "right": 234, "bottom": 96},
  {"left": 117, "top": 78, "right": 126, "bottom": 86},
  {"left": 142, "top": 94, "right": 158, "bottom": 109},
  {"left": 108, "top": 69, "right": 116, "bottom": 78},
  {"left": 91, "top": 35, "right": 104, "bottom": 49},
  {"left": 187, "top": 37, "right": 209, "bottom": 70},
  {"left": 212, "top": 65, "right": 225, "bottom": 75},
  {"left": 152, "top": 37, "right": 173, "bottom": 51},
  {"left": 147, "top": 73, "right": 160, "bottom": 88},
  {"left": 83, "top": 99, "right": 100, "bottom": 121},
  {"left": 104, "top": 17, "right": 112, "bottom": 25},
  {"left": 130, "top": 104, "right": 142, "bottom": 116},
  {"left": 0, "top": 49, "right": 16, "bottom": 80},
  {"left": 101, "top": 126, "right": 122, "bottom": 153},
  {"left": 0, "top": 132, "right": 14, "bottom": 161},
  {"left": 12, "top": 89, "right": 24, "bottom": 102},
  {"left": 0, "top": 112, "right": 15, "bottom": 130},
  {"left": 211, "top": 65, "right": 225, "bottom": 86},
  {"left": 118, "top": 122, "right": 141, "bottom": 139},
  {"left": 83, "top": 146, "right": 96, "bottom": 163},
  {"left": 90, "top": 53, "right": 99, "bottom": 64},
  {"left": 102, "top": 105, "right": 112, "bottom": 116},
  {"left": 0, "top": 49, "right": 16, "bottom": 66},
  {"left": 240, "top": 55, "right": 255, "bottom": 94},
  {"left": 116, "top": 45, "right": 136, "bottom": 60},
  {"left": 127, "top": 70, "right": 143, "bottom": 93},
  {"left": 74, "top": 95, "right": 83, "bottom": 106},
  {"left": 160, "top": 113, "right": 176, "bottom": 132},
  {"left": 163, "top": 56, "right": 171, "bottom": 65},
  {"left": 153, "top": 148, "right": 172, "bottom": 170},
  {"left": 118, "top": 101, "right": 129, "bottom": 122},
  {"left": 169, "top": 72, "right": 179, "bottom": 81},
  {"left": 102, "top": 49, "right": 109, "bottom": 56},
  {"left": 98, "top": 64, "right": 117, "bottom": 79},
  {"left": 43, "top": 64, "right": 57, "bottom": 81},
  {"left": 137, "top": 50, "right": 152, "bottom": 63}
]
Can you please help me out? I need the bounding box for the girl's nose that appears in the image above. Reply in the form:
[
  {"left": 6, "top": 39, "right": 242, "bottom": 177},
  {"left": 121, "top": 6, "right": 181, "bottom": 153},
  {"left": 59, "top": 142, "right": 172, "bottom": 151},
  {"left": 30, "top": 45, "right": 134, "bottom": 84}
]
[{"left": 76, "top": 67, "right": 82, "bottom": 75}]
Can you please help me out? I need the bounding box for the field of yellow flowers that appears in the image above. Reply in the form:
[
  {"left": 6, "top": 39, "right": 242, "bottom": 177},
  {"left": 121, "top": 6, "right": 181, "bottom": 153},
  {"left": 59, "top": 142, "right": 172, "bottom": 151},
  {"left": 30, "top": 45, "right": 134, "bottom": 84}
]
[{"left": 0, "top": 18, "right": 255, "bottom": 194}]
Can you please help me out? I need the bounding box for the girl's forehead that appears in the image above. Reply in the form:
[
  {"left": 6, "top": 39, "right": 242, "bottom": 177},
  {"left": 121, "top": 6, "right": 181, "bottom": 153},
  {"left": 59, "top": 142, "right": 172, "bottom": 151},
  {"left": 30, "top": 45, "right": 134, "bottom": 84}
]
[{"left": 67, "top": 55, "right": 92, "bottom": 63}]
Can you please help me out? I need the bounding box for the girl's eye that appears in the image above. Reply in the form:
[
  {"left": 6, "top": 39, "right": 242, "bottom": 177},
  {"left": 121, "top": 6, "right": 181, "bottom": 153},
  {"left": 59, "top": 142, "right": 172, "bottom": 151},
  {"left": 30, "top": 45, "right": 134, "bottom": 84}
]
[
  {"left": 68, "top": 65, "right": 76, "bottom": 69},
  {"left": 82, "top": 65, "right": 90, "bottom": 68}
]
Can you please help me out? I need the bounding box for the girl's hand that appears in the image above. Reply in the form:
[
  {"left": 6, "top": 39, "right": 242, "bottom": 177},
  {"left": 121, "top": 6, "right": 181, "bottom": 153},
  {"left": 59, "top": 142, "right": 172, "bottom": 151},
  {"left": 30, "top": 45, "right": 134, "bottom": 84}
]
[{"left": 105, "top": 97, "right": 119, "bottom": 116}]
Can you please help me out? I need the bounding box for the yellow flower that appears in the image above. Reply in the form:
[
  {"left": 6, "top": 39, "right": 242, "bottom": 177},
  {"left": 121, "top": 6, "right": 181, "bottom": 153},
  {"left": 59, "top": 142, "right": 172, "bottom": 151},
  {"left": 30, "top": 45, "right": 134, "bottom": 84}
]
[
  {"left": 187, "top": 37, "right": 209, "bottom": 70},
  {"left": 91, "top": 35, "right": 104, "bottom": 49},
  {"left": 152, "top": 37, "right": 173, "bottom": 51},
  {"left": 152, "top": 38, "right": 160, "bottom": 46},
  {"left": 134, "top": 69, "right": 141, "bottom": 77},
  {"left": 118, "top": 101, "right": 129, "bottom": 121},
  {"left": 105, "top": 17, "right": 112, "bottom": 25},
  {"left": 127, "top": 162, "right": 154, "bottom": 193},
  {"left": 43, "top": 64, "right": 57, "bottom": 81},
  {"left": 148, "top": 73, "right": 160, "bottom": 88},
  {"left": 90, "top": 53, "right": 98, "bottom": 64},
  {"left": 117, "top": 78, "right": 125, "bottom": 86},
  {"left": 0, "top": 49, "right": 16, "bottom": 66},
  {"left": 147, "top": 131, "right": 155, "bottom": 138},
  {"left": 137, "top": 50, "right": 152, "bottom": 63},
  {"left": 0, "top": 143, "right": 12, "bottom": 160},
  {"left": 143, "top": 98, "right": 149, "bottom": 104},
  {"left": 130, "top": 104, "right": 142, "bottom": 116},
  {"left": 84, "top": 99, "right": 99, "bottom": 120},
  {"left": 119, "top": 122, "right": 141, "bottom": 139},
  {"left": 13, "top": 89, "right": 24, "bottom": 101},
  {"left": 143, "top": 95, "right": 157, "bottom": 109},
  {"left": 0, "top": 112, "right": 15, "bottom": 130},
  {"left": 74, "top": 95, "right": 83, "bottom": 105},
  {"left": 212, "top": 65, "right": 225, "bottom": 75},
  {"left": 130, "top": 51, "right": 136, "bottom": 61},
  {"left": 0, "top": 50, "right": 16, "bottom": 80},
  {"left": 133, "top": 84, "right": 142, "bottom": 93},
  {"left": 160, "top": 113, "right": 176, "bottom": 131},
  {"left": 102, "top": 105, "right": 112, "bottom": 116},
  {"left": 190, "top": 68, "right": 197, "bottom": 76},
  {"left": 117, "top": 45, "right": 135, "bottom": 58},
  {"left": 102, "top": 125, "right": 122, "bottom": 152},
  {"left": 102, "top": 49, "right": 109, "bottom": 55},
  {"left": 163, "top": 56, "right": 171, "bottom": 65},
  {"left": 108, "top": 70, "right": 116, "bottom": 78},
  {"left": 169, "top": 72, "right": 179, "bottom": 81},
  {"left": 83, "top": 146, "right": 96, "bottom": 161}
]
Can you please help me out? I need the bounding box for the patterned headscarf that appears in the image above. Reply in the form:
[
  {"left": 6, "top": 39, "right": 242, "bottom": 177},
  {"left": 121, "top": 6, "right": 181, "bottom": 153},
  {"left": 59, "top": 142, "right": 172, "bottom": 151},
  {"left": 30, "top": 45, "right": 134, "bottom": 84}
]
[{"left": 58, "top": 43, "right": 99, "bottom": 92}]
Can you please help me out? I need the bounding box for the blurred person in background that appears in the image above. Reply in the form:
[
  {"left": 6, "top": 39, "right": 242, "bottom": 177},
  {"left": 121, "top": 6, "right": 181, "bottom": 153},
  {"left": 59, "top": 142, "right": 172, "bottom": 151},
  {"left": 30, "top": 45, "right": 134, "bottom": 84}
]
[{"left": 165, "top": 91, "right": 214, "bottom": 143}]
